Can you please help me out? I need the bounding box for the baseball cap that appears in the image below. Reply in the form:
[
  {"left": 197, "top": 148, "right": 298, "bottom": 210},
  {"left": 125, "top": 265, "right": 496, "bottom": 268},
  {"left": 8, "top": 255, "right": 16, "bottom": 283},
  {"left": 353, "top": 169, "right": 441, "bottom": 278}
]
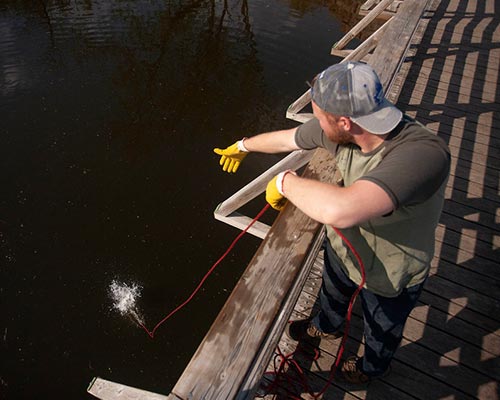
[{"left": 311, "top": 62, "right": 402, "bottom": 135}]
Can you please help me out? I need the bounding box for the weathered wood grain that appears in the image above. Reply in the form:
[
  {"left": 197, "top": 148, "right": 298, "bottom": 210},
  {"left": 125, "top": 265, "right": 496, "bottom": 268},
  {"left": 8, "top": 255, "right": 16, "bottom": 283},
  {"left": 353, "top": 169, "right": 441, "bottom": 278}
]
[
  {"left": 369, "top": 0, "right": 431, "bottom": 92},
  {"left": 164, "top": 0, "right": 500, "bottom": 398},
  {"left": 87, "top": 378, "right": 169, "bottom": 400},
  {"left": 169, "top": 150, "right": 337, "bottom": 400}
]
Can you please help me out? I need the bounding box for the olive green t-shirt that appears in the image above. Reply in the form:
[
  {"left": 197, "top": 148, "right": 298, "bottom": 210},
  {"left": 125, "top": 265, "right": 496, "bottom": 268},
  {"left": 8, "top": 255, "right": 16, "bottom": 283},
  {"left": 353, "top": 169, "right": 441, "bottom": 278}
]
[{"left": 295, "top": 116, "right": 450, "bottom": 297}]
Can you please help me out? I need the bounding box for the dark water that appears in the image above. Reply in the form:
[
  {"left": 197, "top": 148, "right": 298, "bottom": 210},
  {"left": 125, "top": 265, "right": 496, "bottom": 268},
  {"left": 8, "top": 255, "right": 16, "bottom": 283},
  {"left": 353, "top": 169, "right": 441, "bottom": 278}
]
[{"left": 0, "top": 1, "right": 360, "bottom": 398}]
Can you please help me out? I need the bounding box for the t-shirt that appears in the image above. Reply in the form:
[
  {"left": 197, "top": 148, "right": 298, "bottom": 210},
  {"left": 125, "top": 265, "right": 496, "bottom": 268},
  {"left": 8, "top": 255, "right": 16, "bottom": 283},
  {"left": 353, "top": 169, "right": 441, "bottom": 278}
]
[{"left": 295, "top": 116, "right": 450, "bottom": 297}]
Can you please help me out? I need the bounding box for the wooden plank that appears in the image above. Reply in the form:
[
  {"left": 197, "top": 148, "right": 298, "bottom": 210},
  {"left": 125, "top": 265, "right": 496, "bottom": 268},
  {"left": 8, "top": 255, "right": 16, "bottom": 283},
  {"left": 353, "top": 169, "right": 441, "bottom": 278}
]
[
  {"left": 439, "top": 212, "right": 499, "bottom": 248},
  {"left": 360, "top": 0, "right": 380, "bottom": 11},
  {"left": 435, "top": 225, "right": 500, "bottom": 266},
  {"left": 404, "top": 49, "right": 500, "bottom": 95},
  {"left": 418, "top": 105, "right": 499, "bottom": 138},
  {"left": 400, "top": 313, "right": 500, "bottom": 381},
  {"left": 403, "top": 90, "right": 500, "bottom": 126},
  {"left": 343, "top": 17, "right": 393, "bottom": 62},
  {"left": 424, "top": 274, "right": 500, "bottom": 323},
  {"left": 369, "top": 0, "right": 431, "bottom": 92},
  {"left": 420, "top": 20, "right": 500, "bottom": 47},
  {"left": 446, "top": 138, "right": 500, "bottom": 166},
  {"left": 408, "top": 298, "right": 500, "bottom": 357},
  {"left": 434, "top": 240, "right": 499, "bottom": 281},
  {"left": 408, "top": 46, "right": 499, "bottom": 83},
  {"left": 430, "top": 260, "right": 500, "bottom": 301},
  {"left": 332, "top": 0, "right": 395, "bottom": 51},
  {"left": 400, "top": 52, "right": 499, "bottom": 93},
  {"left": 404, "top": 64, "right": 500, "bottom": 101},
  {"left": 400, "top": 82, "right": 500, "bottom": 123},
  {"left": 358, "top": 10, "right": 396, "bottom": 21},
  {"left": 446, "top": 158, "right": 498, "bottom": 191},
  {"left": 343, "top": 310, "right": 498, "bottom": 399},
  {"left": 418, "top": 119, "right": 499, "bottom": 156},
  {"left": 304, "top": 265, "right": 500, "bottom": 339},
  {"left": 286, "top": 89, "right": 312, "bottom": 120},
  {"left": 449, "top": 161, "right": 500, "bottom": 192},
  {"left": 239, "top": 229, "right": 326, "bottom": 397},
  {"left": 430, "top": 116, "right": 498, "bottom": 153},
  {"left": 447, "top": 142, "right": 500, "bottom": 170},
  {"left": 87, "top": 378, "right": 168, "bottom": 400},
  {"left": 419, "top": 289, "right": 500, "bottom": 336},
  {"left": 396, "top": 335, "right": 498, "bottom": 400},
  {"left": 444, "top": 175, "right": 499, "bottom": 203},
  {"left": 284, "top": 269, "right": 499, "bottom": 392},
  {"left": 284, "top": 309, "right": 484, "bottom": 400},
  {"left": 441, "top": 200, "right": 499, "bottom": 231},
  {"left": 214, "top": 149, "right": 314, "bottom": 218},
  {"left": 170, "top": 150, "right": 337, "bottom": 400},
  {"left": 298, "top": 268, "right": 500, "bottom": 356},
  {"left": 441, "top": 187, "right": 499, "bottom": 217},
  {"left": 425, "top": 10, "right": 500, "bottom": 44},
  {"left": 267, "top": 315, "right": 418, "bottom": 400},
  {"left": 213, "top": 212, "right": 269, "bottom": 239}
]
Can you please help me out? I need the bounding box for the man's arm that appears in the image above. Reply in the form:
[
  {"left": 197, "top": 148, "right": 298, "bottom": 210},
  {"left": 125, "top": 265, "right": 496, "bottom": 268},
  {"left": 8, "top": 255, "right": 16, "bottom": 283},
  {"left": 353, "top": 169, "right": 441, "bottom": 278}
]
[
  {"left": 213, "top": 127, "right": 301, "bottom": 173},
  {"left": 281, "top": 174, "right": 394, "bottom": 228},
  {"left": 242, "top": 127, "right": 301, "bottom": 153}
]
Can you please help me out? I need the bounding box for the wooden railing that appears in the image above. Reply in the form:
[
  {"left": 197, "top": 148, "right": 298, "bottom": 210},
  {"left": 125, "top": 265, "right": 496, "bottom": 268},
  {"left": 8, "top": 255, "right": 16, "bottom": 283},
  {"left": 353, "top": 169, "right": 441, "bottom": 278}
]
[
  {"left": 87, "top": 1, "right": 434, "bottom": 399},
  {"left": 165, "top": 1, "right": 431, "bottom": 399},
  {"left": 213, "top": 0, "right": 403, "bottom": 239}
]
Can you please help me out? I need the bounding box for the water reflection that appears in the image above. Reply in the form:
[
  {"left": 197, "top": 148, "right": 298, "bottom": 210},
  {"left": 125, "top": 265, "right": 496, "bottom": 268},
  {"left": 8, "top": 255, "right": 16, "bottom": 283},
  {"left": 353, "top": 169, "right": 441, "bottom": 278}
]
[{"left": 0, "top": 1, "right": 358, "bottom": 398}]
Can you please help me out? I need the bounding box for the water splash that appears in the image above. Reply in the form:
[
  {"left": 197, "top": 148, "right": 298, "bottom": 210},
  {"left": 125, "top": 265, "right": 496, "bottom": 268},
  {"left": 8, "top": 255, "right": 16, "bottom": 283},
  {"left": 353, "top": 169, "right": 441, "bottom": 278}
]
[{"left": 109, "top": 280, "right": 145, "bottom": 325}]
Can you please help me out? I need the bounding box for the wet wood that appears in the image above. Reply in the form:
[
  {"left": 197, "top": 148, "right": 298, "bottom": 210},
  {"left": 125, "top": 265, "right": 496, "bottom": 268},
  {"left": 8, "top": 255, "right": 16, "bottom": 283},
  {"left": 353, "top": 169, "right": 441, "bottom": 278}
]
[
  {"left": 87, "top": 378, "right": 168, "bottom": 400},
  {"left": 368, "top": 0, "right": 431, "bottom": 92},
  {"left": 213, "top": 149, "right": 315, "bottom": 238},
  {"left": 164, "top": 0, "right": 500, "bottom": 398},
  {"left": 169, "top": 149, "right": 337, "bottom": 400},
  {"left": 339, "top": 18, "right": 392, "bottom": 62},
  {"left": 257, "top": 0, "right": 500, "bottom": 398},
  {"left": 359, "top": 0, "right": 402, "bottom": 20},
  {"left": 214, "top": 150, "right": 314, "bottom": 218},
  {"left": 332, "top": 0, "right": 395, "bottom": 51}
]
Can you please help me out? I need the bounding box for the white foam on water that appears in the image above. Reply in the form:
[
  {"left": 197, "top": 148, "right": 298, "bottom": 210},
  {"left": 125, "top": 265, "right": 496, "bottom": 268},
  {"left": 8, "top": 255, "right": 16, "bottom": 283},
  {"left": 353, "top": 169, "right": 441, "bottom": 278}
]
[{"left": 109, "top": 280, "right": 145, "bottom": 325}]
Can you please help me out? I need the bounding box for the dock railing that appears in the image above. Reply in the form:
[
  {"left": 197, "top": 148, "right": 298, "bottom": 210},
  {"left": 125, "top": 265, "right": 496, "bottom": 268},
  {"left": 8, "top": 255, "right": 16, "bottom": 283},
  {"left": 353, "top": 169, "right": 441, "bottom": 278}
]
[
  {"left": 87, "top": 1, "right": 435, "bottom": 399},
  {"left": 164, "top": 1, "right": 433, "bottom": 399},
  {"left": 213, "top": 0, "right": 401, "bottom": 238}
]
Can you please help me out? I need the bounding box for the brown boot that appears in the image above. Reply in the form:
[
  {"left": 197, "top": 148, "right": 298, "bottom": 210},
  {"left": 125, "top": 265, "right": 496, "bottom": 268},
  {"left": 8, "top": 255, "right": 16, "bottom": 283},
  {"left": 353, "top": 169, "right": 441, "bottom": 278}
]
[
  {"left": 340, "top": 356, "right": 390, "bottom": 384},
  {"left": 287, "top": 319, "right": 342, "bottom": 341}
]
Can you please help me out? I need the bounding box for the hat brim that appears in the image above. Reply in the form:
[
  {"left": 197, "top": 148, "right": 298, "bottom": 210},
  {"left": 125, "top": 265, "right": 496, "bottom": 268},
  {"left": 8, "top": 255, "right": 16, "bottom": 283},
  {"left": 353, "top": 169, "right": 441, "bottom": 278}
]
[{"left": 350, "top": 99, "right": 403, "bottom": 135}]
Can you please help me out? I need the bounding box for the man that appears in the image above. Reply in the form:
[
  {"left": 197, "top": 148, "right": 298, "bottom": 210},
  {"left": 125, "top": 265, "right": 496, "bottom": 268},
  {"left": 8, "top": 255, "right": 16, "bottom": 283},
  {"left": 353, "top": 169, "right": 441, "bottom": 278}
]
[{"left": 213, "top": 62, "right": 450, "bottom": 384}]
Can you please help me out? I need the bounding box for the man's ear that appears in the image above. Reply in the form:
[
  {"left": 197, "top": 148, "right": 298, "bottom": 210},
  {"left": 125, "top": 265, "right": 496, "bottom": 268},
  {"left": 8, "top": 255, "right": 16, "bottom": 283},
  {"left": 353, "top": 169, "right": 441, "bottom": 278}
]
[{"left": 339, "top": 116, "right": 352, "bottom": 131}]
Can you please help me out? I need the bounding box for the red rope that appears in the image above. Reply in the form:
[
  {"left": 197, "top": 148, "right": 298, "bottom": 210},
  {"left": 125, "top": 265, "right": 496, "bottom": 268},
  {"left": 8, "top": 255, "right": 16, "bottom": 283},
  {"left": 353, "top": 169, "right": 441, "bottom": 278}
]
[
  {"left": 133, "top": 203, "right": 366, "bottom": 399},
  {"left": 136, "top": 203, "right": 271, "bottom": 339},
  {"left": 259, "top": 226, "right": 366, "bottom": 399},
  {"left": 315, "top": 226, "right": 366, "bottom": 397}
]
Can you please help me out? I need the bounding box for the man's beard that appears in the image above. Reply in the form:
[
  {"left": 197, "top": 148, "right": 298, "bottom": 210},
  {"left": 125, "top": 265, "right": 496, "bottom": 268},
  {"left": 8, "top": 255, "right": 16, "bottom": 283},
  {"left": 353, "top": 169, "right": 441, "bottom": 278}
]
[{"left": 329, "top": 129, "right": 354, "bottom": 145}]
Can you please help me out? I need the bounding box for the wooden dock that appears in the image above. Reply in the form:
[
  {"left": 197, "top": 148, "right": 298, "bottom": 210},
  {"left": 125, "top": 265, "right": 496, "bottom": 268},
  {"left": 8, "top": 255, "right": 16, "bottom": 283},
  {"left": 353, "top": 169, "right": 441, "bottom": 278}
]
[
  {"left": 258, "top": 0, "right": 500, "bottom": 398},
  {"left": 88, "top": 0, "right": 499, "bottom": 398}
]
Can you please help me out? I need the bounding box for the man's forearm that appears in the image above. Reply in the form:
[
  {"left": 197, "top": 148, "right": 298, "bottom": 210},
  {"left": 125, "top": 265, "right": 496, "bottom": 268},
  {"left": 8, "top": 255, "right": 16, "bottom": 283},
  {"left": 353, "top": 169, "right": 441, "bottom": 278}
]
[
  {"left": 282, "top": 173, "right": 395, "bottom": 229},
  {"left": 242, "top": 127, "right": 300, "bottom": 154}
]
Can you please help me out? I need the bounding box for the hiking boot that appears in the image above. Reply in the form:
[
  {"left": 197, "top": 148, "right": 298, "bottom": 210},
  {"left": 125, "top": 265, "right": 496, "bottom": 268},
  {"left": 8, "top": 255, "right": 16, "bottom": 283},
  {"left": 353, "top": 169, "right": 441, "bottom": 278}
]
[
  {"left": 287, "top": 318, "right": 341, "bottom": 341},
  {"left": 340, "top": 356, "right": 390, "bottom": 384}
]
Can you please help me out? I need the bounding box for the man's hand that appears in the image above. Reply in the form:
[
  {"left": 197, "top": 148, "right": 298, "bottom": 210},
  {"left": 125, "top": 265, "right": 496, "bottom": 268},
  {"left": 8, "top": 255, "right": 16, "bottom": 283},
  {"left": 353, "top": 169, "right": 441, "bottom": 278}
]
[
  {"left": 266, "top": 171, "right": 295, "bottom": 211},
  {"left": 213, "top": 140, "right": 248, "bottom": 173}
]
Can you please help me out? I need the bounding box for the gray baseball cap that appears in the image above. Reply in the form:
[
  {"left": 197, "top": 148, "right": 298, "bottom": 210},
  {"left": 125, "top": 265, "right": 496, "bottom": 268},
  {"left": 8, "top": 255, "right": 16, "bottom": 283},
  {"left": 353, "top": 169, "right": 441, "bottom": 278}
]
[{"left": 311, "top": 62, "right": 402, "bottom": 135}]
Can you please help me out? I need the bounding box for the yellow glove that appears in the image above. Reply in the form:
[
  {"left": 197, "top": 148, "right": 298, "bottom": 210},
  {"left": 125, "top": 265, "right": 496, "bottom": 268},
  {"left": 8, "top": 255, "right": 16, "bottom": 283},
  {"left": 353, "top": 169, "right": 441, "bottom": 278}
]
[
  {"left": 213, "top": 140, "right": 248, "bottom": 173},
  {"left": 266, "top": 171, "right": 295, "bottom": 211}
]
